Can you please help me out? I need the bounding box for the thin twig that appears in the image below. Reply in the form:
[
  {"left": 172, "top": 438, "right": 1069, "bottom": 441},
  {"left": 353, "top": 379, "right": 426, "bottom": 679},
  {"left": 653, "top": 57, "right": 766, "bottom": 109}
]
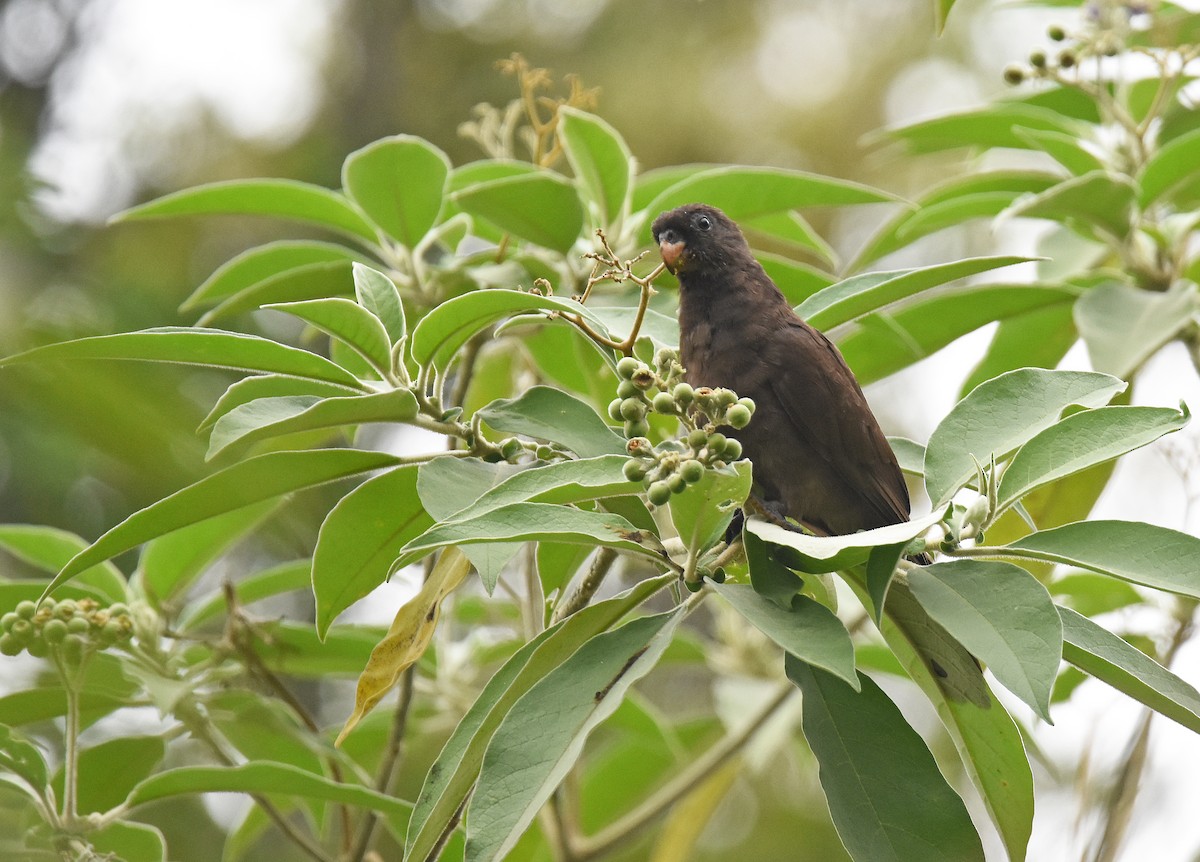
[
  {"left": 349, "top": 667, "right": 417, "bottom": 862},
  {"left": 552, "top": 547, "right": 618, "bottom": 624}
]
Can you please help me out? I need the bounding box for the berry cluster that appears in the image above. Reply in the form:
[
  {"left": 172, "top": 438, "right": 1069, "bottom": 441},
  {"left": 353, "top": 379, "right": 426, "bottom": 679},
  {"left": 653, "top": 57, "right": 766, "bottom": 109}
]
[
  {"left": 611, "top": 348, "right": 755, "bottom": 506},
  {"left": 0, "top": 598, "right": 134, "bottom": 662},
  {"left": 1003, "top": 20, "right": 1129, "bottom": 85}
]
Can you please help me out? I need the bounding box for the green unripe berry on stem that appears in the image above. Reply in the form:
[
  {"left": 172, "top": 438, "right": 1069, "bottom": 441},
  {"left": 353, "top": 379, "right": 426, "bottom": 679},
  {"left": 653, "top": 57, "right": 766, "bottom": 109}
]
[
  {"left": 626, "top": 437, "right": 652, "bottom": 455},
  {"left": 620, "top": 398, "right": 646, "bottom": 422},
  {"left": 108, "top": 603, "right": 129, "bottom": 618},
  {"left": 631, "top": 368, "right": 656, "bottom": 390},
  {"left": 652, "top": 392, "right": 676, "bottom": 414},
  {"left": 1029, "top": 49, "right": 1047, "bottom": 68},
  {"left": 647, "top": 481, "right": 672, "bottom": 506},
  {"left": 723, "top": 438, "right": 743, "bottom": 460},
  {"left": 608, "top": 398, "right": 625, "bottom": 423},
  {"left": 673, "top": 383, "right": 694, "bottom": 404},
  {"left": 616, "top": 356, "right": 640, "bottom": 379},
  {"left": 10, "top": 619, "right": 32, "bottom": 641},
  {"left": 1048, "top": 24, "right": 1065, "bottom": 41},
  {"left": 1003, "top": 64, "right": 1025, "bottom": 85},
  {"left": 15, "top": 601, "right": 36, "bottom": 620},
  {"left": 0, "top": 612, "right": 16, "bottom": 632},
  {"left": 687, "top": 428, "right": 708, "bottom": 449},
  {"left": 616, "top": 379, "right": 640, "bottom": 400},
  {"left": 714, "top": 389, "right": 737, "bottom": 408},
  {"left": 625, "top": 419, "right": 651, "bottom": 438},
  {"left": 1058, "top": 50, "right": 1076, "bottom": 68},
  {"left": 726, "top": 404, "right": 752, "bottom": 429},
  {"left": 669, "top": 473, "right": 687, "bottom": 493},
  {"left": 67, "top": 616, "right": 90, "bottom": 635},
  {"left": 61, "top": 634, "right": 86, "bottom": 666},
  {"left": 707, "top": 432, "right": 728, "bottom": 454},
  {"left": 0, "top": 634, "right": 20, "bottom": 656},
  {"left": 680, "top": 459, "right": 704, "bottom": 483},
  {"left": 27, "top": 639, "right": 48, "bottom": 659},
  {"left": 42, "top": 619, "right": 68, "bottom": 645},
  {"left": 55, "top": 600, "right": 77, "bottom": 620},
  {"left": 623, "top": 459, "right": 648, "bottom": 482}
]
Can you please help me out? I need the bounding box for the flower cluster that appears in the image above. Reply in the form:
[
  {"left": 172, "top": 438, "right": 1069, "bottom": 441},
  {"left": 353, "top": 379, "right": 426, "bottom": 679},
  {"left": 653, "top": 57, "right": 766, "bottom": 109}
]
[{"left": 0, "top": 597, "right": 134, "bottom": 663}]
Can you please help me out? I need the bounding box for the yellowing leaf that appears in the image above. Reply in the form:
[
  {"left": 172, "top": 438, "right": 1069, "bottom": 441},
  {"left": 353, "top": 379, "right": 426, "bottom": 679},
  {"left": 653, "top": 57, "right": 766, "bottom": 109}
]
[{"left": 336, "top": 547, "right": 471, "bottom": 745}]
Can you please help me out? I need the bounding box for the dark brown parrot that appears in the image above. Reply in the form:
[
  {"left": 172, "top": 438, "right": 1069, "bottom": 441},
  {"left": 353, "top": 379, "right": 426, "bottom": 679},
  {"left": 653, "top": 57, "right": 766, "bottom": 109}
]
[{"left": 651, "top": 203, "right": 912, "bottom": 537}]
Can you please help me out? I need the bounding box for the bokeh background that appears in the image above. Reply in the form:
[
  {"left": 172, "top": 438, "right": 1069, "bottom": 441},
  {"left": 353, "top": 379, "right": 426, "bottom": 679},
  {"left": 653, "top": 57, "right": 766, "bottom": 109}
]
[{"left": 2, "top": 0, "right": 1199, "bottom": 859}]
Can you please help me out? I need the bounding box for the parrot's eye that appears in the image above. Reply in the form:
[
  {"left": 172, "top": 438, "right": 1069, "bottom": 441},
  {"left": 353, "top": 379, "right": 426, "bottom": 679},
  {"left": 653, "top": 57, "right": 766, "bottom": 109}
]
[{"left": 696, "top": 215, "right": 712, "bottom": 231}]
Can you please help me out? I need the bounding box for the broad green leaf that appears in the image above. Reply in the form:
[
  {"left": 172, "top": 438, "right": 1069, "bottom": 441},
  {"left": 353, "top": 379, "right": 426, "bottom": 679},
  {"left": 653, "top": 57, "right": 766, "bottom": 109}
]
[
  {"left": 797, "top": 256, "right": 1029, "bottom": 331},
  {"left": 745, "top": 508, "right": 946, "bottom": 574},
  {"left": 641, "top": 166, "right": 893, "bottom": 236},
  {"left": 137, "top": 500, "right": 278, "bottom": 606},
  {"left": 786, "top": 658, "right": 985, "bottom": 862},
  {"left": 179, "top": 559, "right": 311, "bottom": 631},
  {"left": 207, "top": 389, "right": 419, "bottom": 460},
  {"left": 443, "top": 455, "right": 638, "bottom": 523},
  {"left": 410, "top": 289, "right": 609, "bottom": 373},
  {"left": 924, "top": 368, "right": 1126, "bottom": 506},
  {"left": 878, "top": 102, "right": 1078, "bottom": 155},
  {"left": 935, "top": 0, "right": 956, "bottom": 33},
  {"left": 758, "top": 252, "right": 835, "bottom": 305},
  {"left": 1074, "top": 280, "right": 1197, "bottom": 379},
  {"left": 535, "top": 542, "right": 592, "bottom": 597},
  {"left": 313, "top": 465, "right": 432, "bottom": 638},
  {"left": 199, "top": 373, "right": 361, "bottom": 431},
  {"left": 206, "top": 692, "right": 324, "bottom": 803},
  {"left": 453, "top": 170, "right": 584, "bottom": 253},
  {"left": 0, "top": 526, "right": 125, "bottom": 603},
  {"left": 53, "top": 735, "right": 165, "bottom": 814},
  {"left": 908, "top": 561, "right": 1062, "bottom": 721},
  {"left": 583, "top": 305, "right": 679, "bottom": 353},
  {"left": 850, "top": 172, "right": 1058, "bottom": 269},
  {"left": 558, "top": 107, "right": 633, "bottom": 226},
  {"left": 713, "top": 583, "right": 857, "bottom": 688},
  {"left": 477, "top": 386, "right": 627, "bottom": 458},
  {"left": 1015, "top": 128, "right": 1106, "bottom": 176},
  {"left": 182, "top": 241, "right": 365, "bottom": 311},
  {"left": 396, "top": 502, "right": 658, "bottom": 565},
  {"left": 353, "top": 262, "right": 406, "bottom": 345},
  {"left": 0, "top": 327, "right": 365, "bottom": 389},
  {"left": 838, "top": 284, "right": 1076, "bottom": 385},
  {"left": 1138, "top": 125, "right": 1200, "bottom": 206},
  {"left": 1059, "top": 606, "right": 1200, "bottom": 733},
  {"left": 264, "top": 297, "right": 393, "bottom": 378},
  {"left": 90, "top": 822, "right": 166, "bottom": 862},
  {"left": 742, "top": 517, "right": 803, "bottom": 605},
  {"left": 405, "top": 574, "right": 675, "bottom": 862},
  {"left": 1049, "top": 571, "right": 1143, "bottom": 618},
  {"left": 1009, "top": 520, "right": 1200, "bottom": 600},
  {"left": 43, "top": 449, "right": 403, "bottom": 597},
  {"left": 997, "top": 404, "right": 1189, "bottom": 511},
  {"left": 743, "top": 211, "right": 838, "bottom": 268},
  {"left": 668, "top": 461, "right": 753, "bottom": 557},
  {"left": 113, "top": 178, "right": 379, "bottom": 244},
  {"left": 959, "top": 301, "right": 1078, "bottom": 398},
  {"left": 251, "top": 621, "right": 382, "bottom": 678},
  {"left": 338, "top": 548, "right": 471, "bottom": 744},
  {"left": 197, "top": 260, "right": 357, "bottom": 326},
  {"left": 125, "top": 762, "right": 411, "bottom": 823},
  {"left": 0, "top": 724, "right": 49, "bottom": 790},
  {"left": 466, "top": 611, "right": 682, "bottom": 862},
  {"left": 342, "top": 135, "right": 450, "bottom": 247},
  {"left": 1005, "top": 171, "right": 1136, "bottom": 239},
  {"left": 888, "top": 437, "right": 926, "bottom": 476}
]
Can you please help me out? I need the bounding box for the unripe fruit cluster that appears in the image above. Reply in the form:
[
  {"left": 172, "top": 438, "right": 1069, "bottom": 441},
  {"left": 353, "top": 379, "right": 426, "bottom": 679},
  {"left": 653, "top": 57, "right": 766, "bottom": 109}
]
[
  {"left": 607, "top": 349, "right": 689, "bottom": 439},
  {"left": 0, "top": 597, "right": 134, "bottom": 662},
  {"left": 1003, "top": 23, "right": 1124, "bottom": 86}
]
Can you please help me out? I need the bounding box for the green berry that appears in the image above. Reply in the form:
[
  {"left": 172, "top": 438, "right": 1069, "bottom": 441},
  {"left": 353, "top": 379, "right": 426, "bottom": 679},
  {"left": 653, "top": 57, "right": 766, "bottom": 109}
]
[
  {"left": 652, "top": 392, "right": 676, "bottom": 414},
  {"left": 107, "top": 603, "right": 130, "bottom": 618},
  {"left": 687, "top": 428, "right": 708, "bottom": 449},
  {"left": 725, "top": 404, "right": 752, "bottom": 429},
  {"left": 1058, "top": 50, "right": 1075, "bottom": 68},
  {"left": 616, "top": 380, "right": 640, "bottom": 400},
  {"left": 672, "top": 383, "right": 694, "bottom": 404},
  {"left": 626, "top": 437, "right": 652, "bottom": 455},
  {"left": 668, "top": 473, "right": 687, "bottom": 493},
  {"left": 500, "top": 438, "right": 524, "bottom": 460},
  {"left": 0, "top": 612, "right": 17, "bottom": 633},
  {"left": 723, "top": 438, "right": 743, "bottom": 460},
  {"left": 99, "top": 621, "right": 125, "bottom": 647},
  {"left": 55, "top": 600, "right": 77, "bottom": 620},
  {"left": 680, "top": 459, "right": 704, "bottom": 484},
  {"left": 736, "top": 397, "right": 755, "bottom": 412},
  {"left": 15, "top": 601, "right": 36, "bottom": 620},
  {"left": 647, "top": 481, "right": 672, "bottom": 506},
  {"left": 61, "top": 634, "right": 86, "bottom": 666},
  {"left": 1003, "top": 64, "right": 1025, "bottom": 85},
  {"left": 623, "top": 460, "right": 648, "bottom": 482},
  {"left": 625, "top": 419, "right": 651, "bottom": 439},
  {"left": 707, "top": 432, "right": 728, "bottom": 454},
  {"left": 26, "top": 639, "right": 48, "bottom": 659},
  {"left": 66, "top": 617, "right": 90, "bottom": 635},
  {"left": 0, "top": 634, "right": 21, "bottom": 656},
  {"left": 10, "top": 619, "right": 32, "bottom": 641},
  {"left": 714, "top": 389, "right": 737, "bottom": 407},
  {"left": 608, "top": 398, "right": 625, "bottom": 422},
  {"left": 42, "top": 619, "right": 68, "bottom": 645},
  {"left": 616, "top": 356, "right": 640, "bottom": 379},
  {"left": 1048, "top": 24, "right": 1065, "bottom": 41},
  {"left": 1029, "top": 49, "right": 1046, "bottom": 68},
  {"left": 631, "top": 368, "right": 656, "bottom": 390},
  {"left": 620, "top": 397, "right": 647, "bottom": 422}
]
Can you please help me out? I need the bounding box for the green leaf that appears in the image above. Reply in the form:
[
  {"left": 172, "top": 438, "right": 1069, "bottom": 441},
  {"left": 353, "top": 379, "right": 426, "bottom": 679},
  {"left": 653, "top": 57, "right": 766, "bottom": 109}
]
[
  {"left": 1074, "top": 280, "right": 1197, "bottom": 379},
  {"left": 264, "top": 297, "right": 393, "bottom": 379},
  {"left": 1138, "top": 126, "right": 1200, "bottom": 206},
  {"left": 90, "top": 822, "right": 166, "bottom": 862},
  {"left": 1049, "top": 571, "right": 1143, "bottom": 618},
  {"left": 252, "top": 621, "right": 382, "bottom": 677},
  {"left": 924, "top": 368, "right": 1126, "bottom": 506},
  {"left": 397, "top": 502, "right": 658, "bottom": 565},
  {"left": 797, "top": 256, "right": 1029, "bottom": 331},
  {"left": 1005, "top": 171, "right": 1136, "bottom": 239},
  {"left": 742, "top": 520, "right": 804, "bottom": 605},
  {"left": 206, "top": 389, "right": 419, "bottom": 460},
  {"left": 178, "top": 559, "right": 311, "bottom": 631},
  {"left": 199, "top": 373, "right": 362, "bottom": 431},
  {"left": 888, "top": 437, "right": 926, "bottom": 477},
  {"left": 313, "top": 465, "right": 432, "bottom": 638},
  {"left": 641, "top": 166, "right": 893, "bottom": 236},
  {"left": 959, "top": 301, "right": 1078, "bottom": 398},
  {"left": 0, "top": 724, "right": 49, "bottom": 790},
  {"left": 1015, "top": 128, "right": 1106, "bottom": 176},
  {"left": 137, "top": 501, "right": 278, "bottom": 606},
  {"left": 1009, "top": 520, "right": 1200, "bottom": 600},
  {"left": 405, "top": 574, "right": 674, "bottom": 862},
  {"left": 935, "top": 0, "right": 956, "bottom": 33},
  {"left": 879, "top": 102, "right": 1078, "bottom": 155},
  {"left": 1, "top": 327, "right": 366, "bottom": 389},
  {"left": 181, "top": 240, "right": 365, "bottom": 311},
  {"left": 558, "top": 107, "right": 633, "bottom": 227},
  {"left": 410, "top": 289, "right": 609, "bottom": 373},
  {"left": 125, "top": 762, "right": 411, "bottom": 823},
  {"left": 342, "top": 135, "right": 450, "bottom": 247},
  {"left": 744, "top": 211, "right": 839, "bottom": 269},
  {"left": 838, "top": 284, "right": 1077, "bottom": 386},
  {"left": 453, "top": 170, "right": 584, "bottom": 253},
  {"left": 786, "top": 658, "right": 985, "bottom": 862},
  {"left": 466, "top": 611, "right": 682, "bottom": 862},
  {"left": 114, "top": 178, "right": 379, "bottom": 244},
  {"left": 196, "top": 260, "right": 357, "bottom": 326},
  {"left": 1058, "top": 606, "right": 1200, "bottom": 733},
  {"left": 476, "top": 386, "right": 627, "bottom": 458},
  {"left": 54, "top": 735, "right": 165, "bottom": 814},
  {"left": 713, "top": 583, "right": 857, "bottom": 688},
  {"left": 0, "top": 526, "right": 126, "bottom": 603},
  {"left": 745, "top": 508, "right": 946, "bottom": 574},
  {"left": 908, "top": 561, "right": 1062, "bottom": 721},
  {"left": 850, "top": 172, "right": 1058, "bottom": 269},
  {"left": 758, "top": 252, "right": 835, "bottom": 305},
  {"left": 352, "top": 263, "right": 407, "bottom": 345},
  {"left": 667, "top": 461, "right": 753, "bottom": 557},
  {"left": 43, "top": 449, "right": 403, "bottom": 597},
  {"left": 997, "top": 404, "right": 1189, "bottom": 511}
]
